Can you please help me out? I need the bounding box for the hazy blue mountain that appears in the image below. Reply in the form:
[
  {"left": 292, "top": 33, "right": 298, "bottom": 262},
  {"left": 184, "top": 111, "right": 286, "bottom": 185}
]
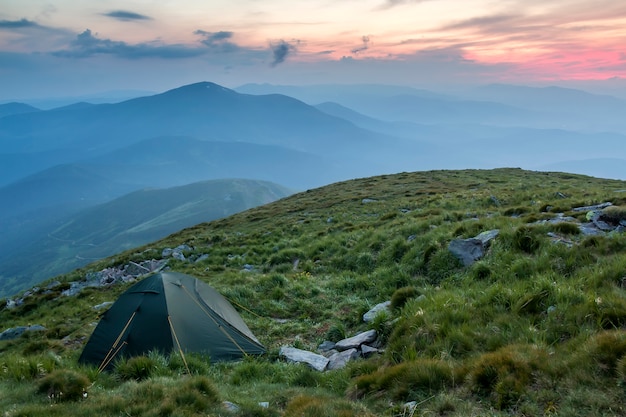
[
  {"left": 1, "top": 89, "right": 154, "bottom": 110},
  {"left": 0, "top": 164, "right": 138, "bottom": 219},
  {"left": 236, "top": 83, "right": 536, "bottom": 125},
  {"left": 465, "top": 84, "right": 626, "bottom": 133},
  {"left": 86, "top": 136, "right": 344, "bottom": 189},
  {"left": 0, "top": 179, "right": 292, "bottom": 297},
  {"left": 0, "top": 82, "right": 385, "bottom": 154},
  {"left": 0, "top": 82, "right": 422, "bottom": 186},
  {"left": 0, "top": 102, "right": 40, "bottom": 118},
  {"left": 236, "top": 83, "right": 452, "bottom": 104}
]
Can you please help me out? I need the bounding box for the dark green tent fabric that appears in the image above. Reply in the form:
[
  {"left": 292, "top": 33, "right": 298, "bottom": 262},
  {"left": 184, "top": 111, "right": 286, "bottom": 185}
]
[{"left": 78, "top": 271, "right": 265, "bottom": 370}]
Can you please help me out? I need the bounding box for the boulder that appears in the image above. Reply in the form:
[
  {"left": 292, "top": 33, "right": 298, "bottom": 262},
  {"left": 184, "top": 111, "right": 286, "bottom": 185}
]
[
  {"left": 335, "top": 330, "right": 377, "bottom": 351},
  {"left": 449, "top": 229, "right": 499, "bottom": 266},
  {"left": 363, "top": 301, "right": 391, "bottom": 322},
  {"left": 279, "top": 346, "right": 329, "bottom": 371},
  {"left": 327, "top": 348, "right": 359, "bottom": 370},
  {"left": 448, "top": 238, "right": 484, "bottom": 266}
]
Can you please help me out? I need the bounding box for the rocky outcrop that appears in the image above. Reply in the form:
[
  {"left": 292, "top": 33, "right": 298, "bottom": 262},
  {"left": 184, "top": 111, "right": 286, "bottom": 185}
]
[
  {"left": 448, "top": 230, "right": 499, "bottom": 266},
  {"left": 281, "top": 329, "right": 382, "bottom": 371},
  {"left": 0, "top": 324, "right": 46, "bottom": 341}
]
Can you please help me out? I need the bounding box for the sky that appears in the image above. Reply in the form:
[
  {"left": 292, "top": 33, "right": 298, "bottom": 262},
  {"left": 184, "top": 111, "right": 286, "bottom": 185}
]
[{"left": 2, "top": 0, "right": 626, "bottom": 99}]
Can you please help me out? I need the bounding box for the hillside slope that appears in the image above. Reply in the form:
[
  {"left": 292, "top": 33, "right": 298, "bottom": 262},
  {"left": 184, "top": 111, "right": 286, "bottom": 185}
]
[
  {"left": 0, "top": 178, "right": 292, "bottom": 297},
  {"left": 1, "top": 168, "right": 626, "bottom": 416}
]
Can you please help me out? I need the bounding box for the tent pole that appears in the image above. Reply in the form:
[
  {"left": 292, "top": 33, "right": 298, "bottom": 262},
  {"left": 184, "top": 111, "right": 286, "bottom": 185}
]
[
  {"left": 168, "top": 316, "right": 191, "bottom": 375},
  {"left": 97, "top": 311, "right": 137, "bottom": 373},
  {"left": 98, "top": 341, "right": 127, "bottom": 373}
]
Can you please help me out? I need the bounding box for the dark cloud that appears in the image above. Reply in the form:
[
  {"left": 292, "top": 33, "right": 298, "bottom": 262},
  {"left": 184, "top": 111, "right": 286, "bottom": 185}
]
[
  {"left": 194, "top": 30, "right": 240, "bottom": 53},
  {"left": 270, "top": 40, "right": 296, "bottom": 66},
  {"left": 52, "top": 29, "right": 205, "bottom": 59},
  {"left": 351, "top": 36, "right": 370, "bottom": 54},
  {"left": 102, "top": 10, "right": 152, "bottom": 21},
  {"left": 0, "top": 18, "right": 39, "bottom": 29}
]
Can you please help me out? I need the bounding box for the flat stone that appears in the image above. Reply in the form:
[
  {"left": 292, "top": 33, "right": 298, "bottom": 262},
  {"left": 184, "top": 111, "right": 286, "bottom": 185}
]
[
  {"left": 279, "top": 346, "right": 329, "bottom": 372},
  {"left": 335, "top": 330, "right": 377, "bottom": 351}
]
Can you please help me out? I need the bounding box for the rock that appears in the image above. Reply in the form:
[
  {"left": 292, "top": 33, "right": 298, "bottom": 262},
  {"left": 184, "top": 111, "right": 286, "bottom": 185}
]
[
  {"left": 449, "top": 229, "right": 499, "bottom": 267},
  {"left": 474, "top": 229, "right": 500, "bottom": 245},
  {"left": 579, "top": 223, "right": 605, "bottom": 236},
  {"left": 0, "top": 325, "right": 46, "bottom": 341},
  {"left": 363, "top": 301, "right": 391, "bottom": 323},
  {"left": 327, "top": 348, "right": 359, "bottom": 370},
  {"left": 321, "top": 349, "right": 339, "bottom": 358},
  {"left": 403, "top": 401, "right": 418, "bottom": 414},
  {"left": 362, "top": 198, "right": 378, "bottom": 203},
  {"left": 335, "top": 330, "right": 377, "bottom": 351},
  {"left": 279, "top": 346, "right": 329, "bottom": 371},
  {"left": 172, "top": 251, "right": 186, "bottom": 261},
  {"left": 162, "top": 248, "right": 174, "bottom": 257},
  {"left": 361, "top": 344, "right": 379, "bottom": 358},
  {"left": 93, "top": 301, "right": 113, "bottom": 310},
  {"left": 572, "top": 202, "right": 612, "bottom": 212},
  {"left": 318, "top": 341, "right": 336, "bottom": 352},
  {"left": 195, "top": 254, "right": 209, "bottom": 263},
  {"left": 223, "top": 401, "right": 240, "bottom": 412},
  {"left": 448, "top": 238, "right": 484, "bottom": 267}
]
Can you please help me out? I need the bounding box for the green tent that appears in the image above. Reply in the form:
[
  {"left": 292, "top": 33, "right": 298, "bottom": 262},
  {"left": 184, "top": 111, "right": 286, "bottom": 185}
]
[{"left": 78, "top": 271, "right": 265, "bottom": 371}]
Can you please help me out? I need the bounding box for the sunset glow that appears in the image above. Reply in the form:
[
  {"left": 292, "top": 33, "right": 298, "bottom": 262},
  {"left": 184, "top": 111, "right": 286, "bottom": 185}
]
[{"left": 2, "top": 0, "right": 626, "bottom": 97}]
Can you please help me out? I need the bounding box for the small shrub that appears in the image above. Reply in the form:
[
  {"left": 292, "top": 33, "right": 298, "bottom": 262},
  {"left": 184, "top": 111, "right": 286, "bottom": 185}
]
[
  {"left": 37, "top": 369, "right": 90, "bottom": 402},
  {"left": 471, "top": 262, "right": 492, "bottom": 280},
  {"left": 285, "top": 395, "right": 372, "bottom": 417},
  {"left": 350, "top": 359, "right": 453, "bottom": 401},
  {"left": 426, "top": 250, "right": 462, "bottom": 285},
  {"left": 584, "top": 330, "right": 626, "bottom": 375},
  {"left": 115, "top": 355, "right": 157, "bottom": 381},
  {"left": 600, "top": 206, "right": 626, "bottom": 224},
  {"left": 513, "top": 226, "right": 542, "bottom": 254},
  {"left": 467, "top": 345, "right": 542, "bottom": 409},
  {"left": 390, "top": 286, "right": 421, "bottom": 310}
]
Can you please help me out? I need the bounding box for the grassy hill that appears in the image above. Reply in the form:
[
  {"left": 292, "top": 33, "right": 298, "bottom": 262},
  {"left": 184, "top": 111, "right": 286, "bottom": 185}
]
[{"left": 2, "top": 168, "right": 626, "bottom": 416}]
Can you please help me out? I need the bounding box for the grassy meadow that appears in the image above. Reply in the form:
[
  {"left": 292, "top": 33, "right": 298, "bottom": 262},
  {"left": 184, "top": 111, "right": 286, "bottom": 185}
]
[{"left": 2, "top": 168, "right": 626, "bottom": 416}]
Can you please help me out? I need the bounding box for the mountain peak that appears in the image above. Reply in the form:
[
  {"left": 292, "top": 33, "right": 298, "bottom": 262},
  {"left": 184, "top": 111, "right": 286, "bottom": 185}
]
[{"left": 162, "top": 81, "right": 236, "bottom": 96}]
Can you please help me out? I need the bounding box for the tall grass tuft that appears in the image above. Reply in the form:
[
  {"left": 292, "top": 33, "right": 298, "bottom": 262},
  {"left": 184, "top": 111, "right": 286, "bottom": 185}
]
[{"left": 37, "top": 369, "right": 90, "bottom": 402}]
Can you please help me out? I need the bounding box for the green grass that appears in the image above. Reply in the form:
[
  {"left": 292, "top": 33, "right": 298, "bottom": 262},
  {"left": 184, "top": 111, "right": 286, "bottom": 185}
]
[{"left": 2, "top": 168, "right": 626, "bottom": 416}]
